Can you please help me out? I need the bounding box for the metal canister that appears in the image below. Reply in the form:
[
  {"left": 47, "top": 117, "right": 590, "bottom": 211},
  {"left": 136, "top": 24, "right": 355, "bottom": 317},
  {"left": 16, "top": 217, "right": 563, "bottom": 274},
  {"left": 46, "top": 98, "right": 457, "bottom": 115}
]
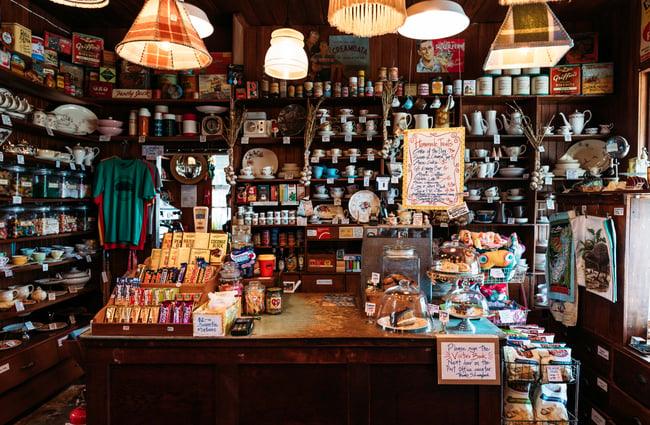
[
  {"left": 304, "top": 81, "right": 313, "bottom": 97},
  {"left": 296, "top": 84, "right": 304, "bottom": 97},
  {"left": 418, "top": 83, "right": 430, "bottom": 96},
  {"left": 513, "top": 75, "right": 531, "bottom": 95},
  {"left": 358, "top": 70, "right": 365, "bottom": 90},
  {"left": 453, "top": 79, "right": 463, "bottom": 95},
  {"left": 389, "top": 67, "right": 399, "bottom": 81},
  {"left": 532, "top": 74, "right": 550, "bottom": 95},
  {"left": 378, "top": 67, "right": 388, "bottom": 81},
  {"left": 324, "top": 81, "right": 332, "bottom": 97},
  {"left": 365, "top": 82, "right": 374, "bottom": 96},
  {"left": 287, "top": 84, "right": 295, "bottom": 97},
  {"left": 179, "top": 73, "right": 198, "bottom": 99},
  {"left": 494, "top": 75, "right": 512, "bottom": 96},
  {"left": 374, "top": 81, "right": 383, "bottom": 96},
  {"left": 265, "top": 287, "right": 282, "bottom": 314},
  {"left": 262, "top": 229, "right": 271, "bottom": 246},
  {"left": 349, "top": 76, "right": 358, "bottom": 96},
  {"left": 314, "top": 81, "right": 323, "bottom": 98},
  {"left": 334, "top": 82, "right": 342, "bottom": 97},
  {"left": 396, "top": 82, "right": 404, "bottom": 96},
  {"left": 476, "top": 75, "right": 493, "bottom": 96},
  {"left": 342, "top": 86, "right": 349, "bottom": 97}
]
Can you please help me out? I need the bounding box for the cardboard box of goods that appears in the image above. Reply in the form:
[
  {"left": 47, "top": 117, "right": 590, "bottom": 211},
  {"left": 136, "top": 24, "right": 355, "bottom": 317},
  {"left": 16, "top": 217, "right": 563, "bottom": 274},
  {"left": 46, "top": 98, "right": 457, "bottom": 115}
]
[
  {"left": 72, "top": 32, "right": 103, "bottom": 67},
  {"left": 99, "top": 66, "right": 116, "bottom": 83},
  {"left": 307, "top": 254, "right": 336, "bottom": 272},
  {"left": 194, "top": 233, "right": 210, "bottom": 250},
  {"left": 44, "top": 31, "right": 72, "bottom": 55},
  {"left": 181, "top": 232, "right": 196, "bottom": 248},
  {"left": 88, "top": 81, "right": 113, "bottom": 98},
  {"left": 102, "top": 50, "right": 117, "bottom": 66},
  {"left": 44, "top": 48, "right": 58, "bottom": 67},
  {"left": 193, "top": 296, "right": 240, "bottom": 337},
  {"left": 203, "top": 52, "right": 232, "bottom": 74},
  {"left": 2, "top": 22, "right": 32, "bottom": 57},
  {"left": 111, "top": 89, "right": 151, "bottom": 99},
  {"left": 550, "top": 65, "right": 581, "bottom": 95},
  {"left": 581, "top": 62, "right": 614, "bottom": 94}
]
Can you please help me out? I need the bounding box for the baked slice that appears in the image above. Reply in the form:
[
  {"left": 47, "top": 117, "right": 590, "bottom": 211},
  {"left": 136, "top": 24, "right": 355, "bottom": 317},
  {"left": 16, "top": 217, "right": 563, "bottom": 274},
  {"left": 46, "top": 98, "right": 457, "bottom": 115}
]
[{"left": 389, "top": 308, "right": 416, "bottom": 327}]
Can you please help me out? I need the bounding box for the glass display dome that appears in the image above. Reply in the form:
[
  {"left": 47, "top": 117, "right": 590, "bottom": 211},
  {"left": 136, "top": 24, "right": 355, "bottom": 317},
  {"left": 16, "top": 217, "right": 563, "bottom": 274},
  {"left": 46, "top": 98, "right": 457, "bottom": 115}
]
[
  {"left": 430, "top": 240, "right": 481, "bottom": 276},
  {"left": 443, "top": 281, "right": 489, "bottom": 333},
  {"left": 375, "top": 279, "right": 432, "bottom": 333}
]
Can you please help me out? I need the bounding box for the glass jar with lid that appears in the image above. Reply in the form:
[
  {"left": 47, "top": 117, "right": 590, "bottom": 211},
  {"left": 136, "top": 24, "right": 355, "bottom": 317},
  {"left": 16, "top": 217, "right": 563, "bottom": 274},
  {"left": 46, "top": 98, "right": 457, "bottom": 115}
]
[
  {"left": 381, "top": 241, "right": 420, "bottom": 289},
  {"left": 53, "top": 205, "right": 78, "bottom": 233},
  {"left": 76, "top": 172, "right": 92, "bottom": 199},
  {"left": 4, "top": 206, "right": 35, "bottom": 238},
  {"left": 0, "top": 164, "right": 12, "bottom": 196},
  {"left": 73, "top": 204, "right": 96, "bottom": 232},
  {"left": 443, "top": 281, "right": 489, "bottom": 333},
  {"left": 57, "top": 171, "right": 78, "bottom": 199},
  {"left": 7, "top": 165, "right": 32, "bottom": 198},
  {"left": 375, "top": 279, "right": 432, "bottom": 332},
  {"left": 0, "top": 207, "right": 8, "bottom": 239},
  {"left": 32, "top": 168, "right": 59, "bottom": 198},
  {"left": 245, "top": 281, "right": 265, "bottom": 315},
  {"left": 31, "top": 205, "right": 59, "bottom": 236}
]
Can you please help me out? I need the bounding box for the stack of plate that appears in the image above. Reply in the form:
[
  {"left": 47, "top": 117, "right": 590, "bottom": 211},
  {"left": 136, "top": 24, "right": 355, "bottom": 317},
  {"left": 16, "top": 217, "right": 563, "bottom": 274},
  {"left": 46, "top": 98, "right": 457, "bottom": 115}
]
[
  {"left": 278, "top": 163, "right": 301, "bottom": 179},
  {"left": 552, "top": 156, "right": 584, "bottom": 177}
]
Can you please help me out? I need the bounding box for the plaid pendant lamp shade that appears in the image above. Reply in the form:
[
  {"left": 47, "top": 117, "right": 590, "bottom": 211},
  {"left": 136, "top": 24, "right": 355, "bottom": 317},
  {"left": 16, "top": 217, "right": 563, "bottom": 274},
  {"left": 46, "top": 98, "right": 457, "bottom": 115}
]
[
  {"left": 48, "top": 0, "right": 109, "bottom": 8},
  {"left": 116, "top": 0, "right": 212, "bottom": 70}
]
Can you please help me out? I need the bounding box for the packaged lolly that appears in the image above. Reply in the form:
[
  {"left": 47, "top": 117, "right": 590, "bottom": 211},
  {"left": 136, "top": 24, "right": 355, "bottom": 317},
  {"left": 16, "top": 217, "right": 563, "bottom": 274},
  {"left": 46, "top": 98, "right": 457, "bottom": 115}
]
[
  {"left": 182, "top": 301, "right": 193, "bottom": 324},
  {"left": 113, "top": 307, "right": 123, "bottom": 323},
  {"left": 172, "top": 301, "right": 183, "bottom": 324},
  {"left": 159, "top": 301, "right": 172, "bottom": 323},
  {"left": 504, "top": 346, "right": 540, "bottom": 381},
  {"left": 105, "top": 306, "right": 116, "bottom": 323},
  {"left": 533, "top": 383, "right": 568, "bottom": 424},
  {"left": 539, "top": 348, "right": 573, "bottom": 382},
  {"left": 122, "top": 306, "right": 133, "bottom": 323},
  {"left": 141, "top": 307, "right": 151, "bottom": 323},
  {"left": 131, "top": 306, "right": 142, "bottom": 323},
  {"left": 504, "top": 382, "right": 534, "bottom": 425}
]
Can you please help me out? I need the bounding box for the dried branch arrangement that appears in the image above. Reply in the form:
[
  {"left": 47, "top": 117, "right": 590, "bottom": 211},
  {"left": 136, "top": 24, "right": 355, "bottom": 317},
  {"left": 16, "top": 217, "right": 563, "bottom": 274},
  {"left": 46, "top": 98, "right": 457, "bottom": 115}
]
[
  {"left": 508, "top": 101, "right": 553, "bottom": 191},
  {"left": 223, "top": 96, "right": 246, "bottom": 185},
  {"left": 380, "top": 79, "right": 402, "bottom": 159},
  {"left": 300, "top": 97, "right": 325, "bottom": 187}
]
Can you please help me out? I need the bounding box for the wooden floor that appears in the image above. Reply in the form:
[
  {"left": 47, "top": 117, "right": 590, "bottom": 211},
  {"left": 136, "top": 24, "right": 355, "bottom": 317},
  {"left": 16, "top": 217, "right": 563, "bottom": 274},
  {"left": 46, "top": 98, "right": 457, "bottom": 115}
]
[{"left": 8, "top": 381, "right": 84, "bottom": 425}]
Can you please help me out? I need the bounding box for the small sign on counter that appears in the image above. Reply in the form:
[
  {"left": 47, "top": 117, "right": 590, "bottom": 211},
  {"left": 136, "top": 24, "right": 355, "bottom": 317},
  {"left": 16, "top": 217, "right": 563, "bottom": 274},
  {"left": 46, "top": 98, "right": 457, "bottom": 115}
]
[{"left": 436, "top": 334, "right": 500, "bottom": 385}]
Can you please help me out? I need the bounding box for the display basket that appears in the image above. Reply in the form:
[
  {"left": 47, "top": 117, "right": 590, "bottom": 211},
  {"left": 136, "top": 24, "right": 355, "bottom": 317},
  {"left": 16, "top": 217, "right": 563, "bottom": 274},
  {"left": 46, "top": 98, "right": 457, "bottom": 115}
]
[
  {"left": 503, "top": 358, "right": 579, "bottom": 384},
  {"left": 487, "top": 303, "right": 529, "bottom": 326},
  {"left": 482, "top": 263, "right": 526, "bottom": 284},
  {"left": 502, "top": 411, "right": 579, "bottom": 425}
]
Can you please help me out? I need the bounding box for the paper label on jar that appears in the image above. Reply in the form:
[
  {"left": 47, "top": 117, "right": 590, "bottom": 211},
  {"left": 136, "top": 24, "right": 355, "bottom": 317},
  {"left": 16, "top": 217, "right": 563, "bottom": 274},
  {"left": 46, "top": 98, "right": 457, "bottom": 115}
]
[
  {"left": 48, "top": 182, "right": 58, "bottom": 188},
  {"left": 20, "top": 181, "right": 32, "bottom": 187},
  {"left": 0, "top": 179, "right": 7, "bottom": 185}
]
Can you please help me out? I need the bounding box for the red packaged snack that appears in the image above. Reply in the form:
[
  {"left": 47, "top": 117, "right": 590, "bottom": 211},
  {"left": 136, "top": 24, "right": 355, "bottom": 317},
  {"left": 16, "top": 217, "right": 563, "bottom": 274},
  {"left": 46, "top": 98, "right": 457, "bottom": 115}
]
[{"left": 550, "top": 65, "right": 581, "bottom": 95}]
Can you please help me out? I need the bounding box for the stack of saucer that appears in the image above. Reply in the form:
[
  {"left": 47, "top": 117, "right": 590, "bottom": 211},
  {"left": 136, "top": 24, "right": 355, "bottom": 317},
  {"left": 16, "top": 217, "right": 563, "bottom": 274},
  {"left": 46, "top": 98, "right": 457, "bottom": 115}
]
[
  {"left": 552, "top": 156, "right": 584, "bottom": 177},
  {"left": 278, "top": 163, "right": 300, "bottom": 179}
]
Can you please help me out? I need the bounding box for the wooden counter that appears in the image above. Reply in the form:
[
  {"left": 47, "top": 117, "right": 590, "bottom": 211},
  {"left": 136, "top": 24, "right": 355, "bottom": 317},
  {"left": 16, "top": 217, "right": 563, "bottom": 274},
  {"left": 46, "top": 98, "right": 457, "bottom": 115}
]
[{"left": 81, "top": 294, "right": 504, "bottom": 425}]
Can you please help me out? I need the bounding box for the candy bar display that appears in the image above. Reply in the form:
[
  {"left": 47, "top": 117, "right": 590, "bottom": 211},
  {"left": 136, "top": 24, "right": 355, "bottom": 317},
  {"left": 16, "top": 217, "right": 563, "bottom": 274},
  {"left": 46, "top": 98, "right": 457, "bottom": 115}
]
[{"left": 134, "top": 258, "right": 218, "bottom": 286}]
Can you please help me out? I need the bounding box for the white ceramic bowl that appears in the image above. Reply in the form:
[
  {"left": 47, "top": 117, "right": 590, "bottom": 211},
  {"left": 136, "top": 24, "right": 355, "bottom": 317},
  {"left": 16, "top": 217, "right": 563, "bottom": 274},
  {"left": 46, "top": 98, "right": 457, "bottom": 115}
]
[
  {"left": 96, "top": 126, "right": 123, "bottom": 137},
  {"left": 97, "top": 119, "right": 124, "bottom": 128},
  {"left": 499, "top": 167, "right": 525, "bottom": 177},
  {"left": 36, "top": 149, "right": 59, "bottom": 158}
]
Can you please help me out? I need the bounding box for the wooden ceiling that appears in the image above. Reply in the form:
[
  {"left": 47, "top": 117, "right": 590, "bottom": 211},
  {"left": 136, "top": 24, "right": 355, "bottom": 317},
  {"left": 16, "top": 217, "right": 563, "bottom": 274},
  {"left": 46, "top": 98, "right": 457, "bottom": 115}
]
[{"left": 28, "top": 0, "right": 614, "bottom": 33}]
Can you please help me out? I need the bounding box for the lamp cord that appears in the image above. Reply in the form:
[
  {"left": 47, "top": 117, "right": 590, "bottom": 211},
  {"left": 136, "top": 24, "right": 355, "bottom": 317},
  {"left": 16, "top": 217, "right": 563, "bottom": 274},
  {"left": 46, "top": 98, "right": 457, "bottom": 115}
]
[{"left": 8, "top": 0, "right": 70, "bottom": 35}]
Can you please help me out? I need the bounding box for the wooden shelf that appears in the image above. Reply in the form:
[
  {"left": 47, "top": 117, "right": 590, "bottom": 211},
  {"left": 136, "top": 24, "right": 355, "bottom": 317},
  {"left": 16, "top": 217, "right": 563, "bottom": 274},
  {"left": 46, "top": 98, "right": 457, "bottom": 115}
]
[
  {"left": 83, "top": 98, "right": 229, "bottom": 106},
  {"left": 0, "top": 197, "right": 93, "bottom": 203},
  {"left": 0, "top": 152, "right": 93, "bottom": 170},
  {"left": 462, "top": 223, "right": 535, "bottom": 227},
  {"left": 0, "top": 252, "right": 99, "bottom": 275},
  {"left": 0, "top": 68, "right": 94, "bottom": 106},
  {"left": 0, "top": 230, "right": 95, "bottom": 245},
  {"left": 236, "top": 178, "right": 302, "bottom": 183},
  {"left": 0, "top": 285, "right": 96, "bottom": 321},
  {"left": 1, "top": 118, "right": 102, "bottom": 144}
]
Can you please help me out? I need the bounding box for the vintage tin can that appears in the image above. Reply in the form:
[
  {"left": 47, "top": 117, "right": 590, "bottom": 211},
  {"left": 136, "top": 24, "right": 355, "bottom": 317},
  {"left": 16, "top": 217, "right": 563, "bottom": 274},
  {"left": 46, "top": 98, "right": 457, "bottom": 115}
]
[
  {"left": 532, "top": 74, "right": 550, "bottom": 95},
  {"left": 494, "top": 75, "right": 512, "bottom": 96},
  {"left": 453, "top": 79, "right": 463, "bottom": 95},
  {"left": 513, "top": 75, "right": 531, "bottom": 95},
  {"left": 374, "top": 81, "right": 383, "bottom": 96},
  {"left": 349, "top": 76, "right": 358, "bottom": 96},
  {"left": 342, "top": 86, "right": 349, "bottom": 97},
  {"left": 476, "top": 75, "right": 493, "bottom": 96},
  {"left": 396, "top": 82, "right": 404, "bottom": 96},
  {"left": 378, "top": 67, "right": 387, "bottom": 81},
  {"left": 334, "top": 82, "right": 342, "bottom": 97},
  {"left": 323, "top": 80, "right": 332, "bottom": 97},
  {"left": 295, "top": 84, "right": 303, "bottom": 97},
  {"left": 314, "top": 81, "right": 323, "bottom": 97},
  {"left": 304, "top": 81, "right": 313, "bottom": 97},
  {"left": 389, "top": 67, "right": 399, "bottom": 81}
]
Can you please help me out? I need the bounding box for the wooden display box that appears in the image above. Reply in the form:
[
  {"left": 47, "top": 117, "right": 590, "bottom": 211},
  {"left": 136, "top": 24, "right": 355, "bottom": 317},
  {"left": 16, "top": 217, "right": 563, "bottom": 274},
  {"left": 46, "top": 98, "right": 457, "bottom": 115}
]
[
  {"left": 91, "top": 280, "right": 215, "bottom": 336},
  {"left": 307, "top": 254, "right": 336, "bottom": 272},
  {"left": 192, "top": 298, "right": 241, "bottom": 337}
]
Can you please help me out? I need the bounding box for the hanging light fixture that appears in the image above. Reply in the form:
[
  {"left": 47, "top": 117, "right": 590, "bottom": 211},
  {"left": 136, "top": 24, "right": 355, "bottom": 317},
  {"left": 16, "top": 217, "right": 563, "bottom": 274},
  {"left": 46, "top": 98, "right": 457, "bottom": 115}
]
[
  {"left": 264, "top": 28, "right": 309, "bottom": 80},
  {"left": 328, "top": 0, "right": 407, "bottom": 37},
  {"left": 398, "top": 0, "right": 469, "bottom": 40},
  {"left": 483, "top": 3, "right": 573, "bottom": 70},
  {"left": 181, "top": 2, "right": 214, "bottom": 39},
  {"left": 498, "top": 0, "right": 561, "bottom": 5},
  {"left": 115, "top": 0, "right": 212, "bottom": 71},
  {"left": 48, "top": 0, "right": 108, "bottom": 8}
]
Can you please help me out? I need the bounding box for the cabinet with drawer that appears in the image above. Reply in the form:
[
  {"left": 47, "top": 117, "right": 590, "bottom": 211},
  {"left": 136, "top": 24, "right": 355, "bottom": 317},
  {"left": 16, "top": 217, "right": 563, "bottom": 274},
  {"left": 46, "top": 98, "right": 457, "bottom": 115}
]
[
  {"left": 301, "top": 274, "right": 346, "bottom": 293},
  {"left": 579, "top": 396, "right": 616, "bottom": 425},
  {"left": 581, "top": 364, "right": 612, "bottom": 410},
  {"left": 609, "top": 384, "right": 650, "bottom": 425},
  {"left": 575, "top": 331, "right": 613, "bottom": 377},
  {"left": 613, "top": 347, "right": 650, "bottom": 410}
]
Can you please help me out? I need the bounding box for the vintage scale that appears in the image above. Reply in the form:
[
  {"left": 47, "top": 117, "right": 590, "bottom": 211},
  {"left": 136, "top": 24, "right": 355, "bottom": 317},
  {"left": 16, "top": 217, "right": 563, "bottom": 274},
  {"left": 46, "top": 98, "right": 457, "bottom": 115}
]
[{"left": 196, "top": 105, "right": 227, "bottom": 136}]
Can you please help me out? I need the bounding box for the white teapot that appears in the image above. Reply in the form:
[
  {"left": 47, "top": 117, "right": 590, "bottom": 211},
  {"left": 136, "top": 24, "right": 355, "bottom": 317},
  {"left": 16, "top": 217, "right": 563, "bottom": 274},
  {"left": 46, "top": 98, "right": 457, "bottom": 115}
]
[
  {"left": 84, "top": 146, "right": 100, "bottom": 166},
  {"left": 66, "top": 143, "right": 93, "bottom": 165},
  {"left": 559, "top": 109, "right": 592, "bottom": 135},
  {"left": 500, "top": 111, "right": 530, "bottom": 135},
  {"left": 463, "top": 111, "right": 487, "bottom": 136}
]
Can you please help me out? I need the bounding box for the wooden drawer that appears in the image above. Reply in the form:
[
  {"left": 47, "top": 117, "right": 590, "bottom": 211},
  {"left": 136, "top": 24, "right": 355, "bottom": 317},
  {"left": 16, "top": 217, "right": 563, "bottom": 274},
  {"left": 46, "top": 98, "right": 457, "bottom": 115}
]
[
  {"left": 302, "top": 274, "right": 346, "bottom": 292},
  {"left": 613, "top": 347, "right": 650, "bottom": 409},
  {"left": 579, "top": 395, "right": 614, "bottom": 425},
  {"left": 581, "top": 364, "right": 612, "bottom": 409},
  {"left": 0, "top": 338, "right": 61, "bottom": 394},
  {"left": 575, "top": 331, "right": 612, "bottom": 376},
  {"left": 609, "top": 384, "right": 650, "bottom": 425}
]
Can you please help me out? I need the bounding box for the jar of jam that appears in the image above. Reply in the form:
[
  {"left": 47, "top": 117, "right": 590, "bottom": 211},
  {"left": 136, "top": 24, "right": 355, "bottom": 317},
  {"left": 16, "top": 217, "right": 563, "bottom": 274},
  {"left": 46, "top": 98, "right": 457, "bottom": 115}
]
[{"left": 265, "top": 287, "right": 282, "bottom": 314}]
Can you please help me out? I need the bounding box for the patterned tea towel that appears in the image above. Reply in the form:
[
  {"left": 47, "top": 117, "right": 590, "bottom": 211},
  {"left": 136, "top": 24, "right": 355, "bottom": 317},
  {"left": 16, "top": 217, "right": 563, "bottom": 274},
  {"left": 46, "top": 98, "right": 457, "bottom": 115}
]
[{"left": 546, "top": 212, "right": 576, "bottom": 303}]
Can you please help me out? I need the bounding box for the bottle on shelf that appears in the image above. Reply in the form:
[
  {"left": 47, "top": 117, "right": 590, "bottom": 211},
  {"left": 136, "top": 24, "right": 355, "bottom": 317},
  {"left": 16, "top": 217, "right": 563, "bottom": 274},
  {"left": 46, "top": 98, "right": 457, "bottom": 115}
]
[
  {"left": 128, "top": 109, "right": 137, "bottom": 136},
  {"left": 277, "top": 248, "right": 285, "bottom": 272},
  {"left": 138, "top": 108, "right": 150, "bottom": 136}
]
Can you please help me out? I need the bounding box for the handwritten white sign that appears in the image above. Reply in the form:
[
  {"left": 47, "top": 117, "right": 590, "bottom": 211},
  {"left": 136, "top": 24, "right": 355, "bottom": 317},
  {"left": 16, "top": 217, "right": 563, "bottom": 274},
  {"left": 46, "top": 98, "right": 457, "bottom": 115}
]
[
  {"left": 437, "top": 335, "right": 500, "bottom": 385},
  {"left": 403, "top": 128, "right": 465, "bottom": 209},
  {"left": 193, "top": 313, "right": 224, "bottom": 337}
]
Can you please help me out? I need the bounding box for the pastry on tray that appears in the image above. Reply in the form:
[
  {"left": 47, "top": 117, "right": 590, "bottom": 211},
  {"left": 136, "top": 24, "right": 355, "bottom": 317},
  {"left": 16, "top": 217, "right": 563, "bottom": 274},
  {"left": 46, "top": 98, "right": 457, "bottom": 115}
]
[{"left": 389, "top": 308, "right": 416, "bottom": 327}]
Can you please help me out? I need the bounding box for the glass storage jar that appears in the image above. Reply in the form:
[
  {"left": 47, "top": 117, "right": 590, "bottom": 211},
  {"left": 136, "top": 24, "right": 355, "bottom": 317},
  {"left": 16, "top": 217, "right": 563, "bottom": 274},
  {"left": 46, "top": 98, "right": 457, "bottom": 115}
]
[
  {"left": 381, "top": 241, "right": 420, "bottom": 289},
  {"left": 0, "top": 164, "right": 12, "bottom": 196},
  {"left": 375, "top": 279, "right": 432, "bottom": 332},
  {"left": 57, "top": 171, "right": 78, "bottom": 198},
  {"left": 73, "top": 204, "right": 96, "bottom": 232},
  {"left": 0, "top": 207, "right": 8, "bottom": 239},
  {"left": 7, "top": 165, "right": 32, "bottom": 198},
  {"left": 32, "top": 168, "right": 59, "bottom": 198},
  {"left": 245, "top": 281, "right": 265, "bottom": 315},
  {"left": 77, "top": 172, "right": 92, "bottom": 199},
  {"left": 4, "top": 206, "right": 35, "bottom": 238},
  {"left": 31, "top": 205, "right": 59, "bottom": 236},
  {"left": 443, "top": 281, "right": 489, "bottom": 333},
  {"left": 53, "top": 205, "right": 77, "bottom": 233}
]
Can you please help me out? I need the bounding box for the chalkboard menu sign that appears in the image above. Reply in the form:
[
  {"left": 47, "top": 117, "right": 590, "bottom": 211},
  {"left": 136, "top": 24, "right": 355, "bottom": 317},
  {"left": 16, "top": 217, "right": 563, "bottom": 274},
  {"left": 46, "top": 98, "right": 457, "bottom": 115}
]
[
  {"left": 402, "top": 128, "right": 465, "bottom": 209},
  {"left": 436, "top": 335, "right": 500, "bottom": 385}
]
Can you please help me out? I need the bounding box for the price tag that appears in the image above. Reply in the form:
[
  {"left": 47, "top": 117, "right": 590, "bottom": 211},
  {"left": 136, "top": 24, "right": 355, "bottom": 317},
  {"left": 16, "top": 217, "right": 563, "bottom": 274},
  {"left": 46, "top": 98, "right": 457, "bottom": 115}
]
[
  {"left": 334, "top": 198, "right": 341, "bottom": 206},
  {"left": 321, "top": 135, "right": 330, "bottom": 143},
  {"left": 0, "top": 152, "right": 3, "bottom": 162},
  {"left": 447, "top": 203, "right": 470, "bottom": 219},
  {"left": 350, "top": 155, "right": 357, "bottom": 163},
  {"left": 359, "top": 116, "right": 367, "bottom": 123},
  {"left": 241, "top": 136, "right": 249, "bottom": 144},
  {"left": 385, "top": 120, "right": 391, "bottom": 127},
  {"left": 101, "top": 271, "right": 109, "bottom": 284},
  {"left": 138, "top": 135, "right": 146, "bottom": 144},
  {"left": 564, "top": 133, "right": 572, "bottom": 142},
  {"left": 69, "top": 314, "right": 76, "bottom": 325},
  {"left": 42, "top": 263, "right": 49, "bottom": 271},
  {"left": 440, "top": 222, "right": 448, "bottom": 228},
  {"left": 493, "top": 134, "right": 500, "bottom": 144},
  {"left": 365, "top": 302, "right": 376, "bottom": 315},
  {"left": 1, "top": 114, "right": 12, "bottom": 126},
  {"left": 366, "top": 134, "right": 373, "bottom": 141},
  {"left": 538, "top": 145, "right": 545, "bottom": 152},
  {"left": 597, "top": 345, "right": 610, "bottom": 360},
  {"left": 332, "top": 156, "right": 338, "bottom": 164},
  {"left": 12, "top": 196, "right": 21, "bottom": 204},
  {"left": 507, "top": 217, "right": 515, "bottom": 224},
  {"left": 25, "top": 321, "right": 35, "bottom": 330},
  {"left": 490, "top": 268, "right": 506, "bottom": 278},
  {"left": 391, "top": 176, "right": 399, "bottom": 184},
  {"left": 348, "top": 177, "right": 355, "bottom": 184},
  {"left": 596, "top": 377, "right": 608, "bottom": 392},
  {"left": 340, "top": 115, "right": 347, "bottom": 123},
  {"left": 311, "top": 156, "right": 319, "bottom": 163},
  {"left": 546, "top": 365, "right": 563, "bottom": 382},
  {"left": 544, "top": 177, "right": 553, "bottom": 185},
  {"left": 613, "top": 207, "right": 624, "bottom": 216},
  {"left": 546, "top": 198, "right": 555, "bottom": 210},
  {"left": 16, "top": 154, "right": 24, "bottom": 164},
  {"left": 15, "top": 301, "right": 24, "bottom": 312},
  {"left": 99, "top": 135, "right": 111, "bottom": 142},
  {"left": 510, "top": 156, "right": 517, "bottom": 162},
  {"left": 363, "top": 176, "right": 370, "bottom": 186},
  {"left": 48, "top": 292, "right": 56, "bottom": 301},
  {"left": 368, "top": 154, "right": 375, "bottom": 161},
  {"left": 46, "top": 127, "right": 54, "bottom": 136},
  {"left": 48, "top": 322, "right": 57, "bottom": 330},
  {"left": 487, "top": 197, "right": 493, "bottom": 204},
  {"left": 344, "top": 134, "right": 352, "bottom": 142},
  {"left": 340, "top": 218, "right": 349, "bottom": 224},
  {"left": 70, "top": 163, "right": 76, "bottom": 170},
  {"left": 327, "top": 178, "right": 334, "bottom": 184},
  {"left": 55, "top": 161, "right": 60, "bottom": 168},
  {"left": 283, "top": 136, "right": 290, "bottom": 144},
  {"left": 86, "top": 255, "right": 92, "bottom": 263},
  {"left": 591, "top": 408, "right": 606, "bottom": 425},
  {"left": 199, "top": 135, "right": 207, "bottom": 143},
  {"left": 427, "top": 304, "right": 440, "bottom": 315},
  {"left": 439, "top": 310, "right": 450, "bottom": 325},
  {"left": 498, "top": 309, "right": 515, "bottom": 324}
]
